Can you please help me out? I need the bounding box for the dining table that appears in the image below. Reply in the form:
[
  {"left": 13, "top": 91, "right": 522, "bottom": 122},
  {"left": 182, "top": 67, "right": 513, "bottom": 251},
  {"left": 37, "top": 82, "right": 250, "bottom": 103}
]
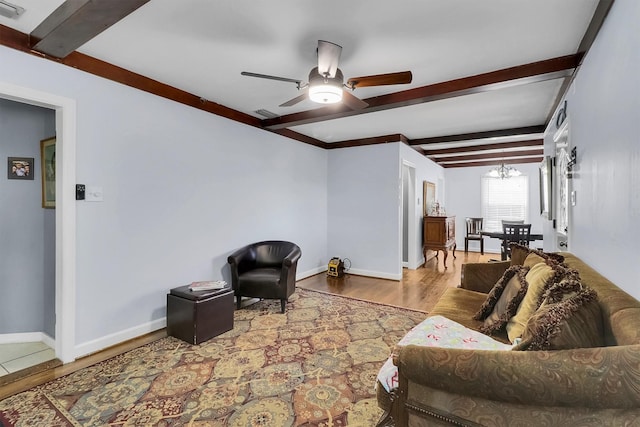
[{"left": 479, "top": 230, "right": 544, "bottom": 260}]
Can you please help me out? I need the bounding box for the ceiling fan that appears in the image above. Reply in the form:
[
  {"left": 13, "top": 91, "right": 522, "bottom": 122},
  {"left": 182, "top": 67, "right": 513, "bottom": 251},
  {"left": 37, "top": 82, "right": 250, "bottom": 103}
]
[{"left": 241, "top": 40, "right": 412, "bottom": 110}]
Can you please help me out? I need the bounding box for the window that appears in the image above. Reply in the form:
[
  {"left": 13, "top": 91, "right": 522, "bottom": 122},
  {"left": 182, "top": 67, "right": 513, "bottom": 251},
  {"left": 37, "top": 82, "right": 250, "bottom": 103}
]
[{"left": 481, "top": 175, "right": 528, "bottom": 231}]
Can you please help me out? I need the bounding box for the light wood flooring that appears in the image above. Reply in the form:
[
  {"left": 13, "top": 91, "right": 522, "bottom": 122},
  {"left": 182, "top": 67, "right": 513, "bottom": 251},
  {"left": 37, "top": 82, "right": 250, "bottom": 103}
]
[
  {"left": 0, "top": 250, "right": 494, "bottom": 400},
  {"left": 298, "top": 250, "right": 494, "bottom": 313}
]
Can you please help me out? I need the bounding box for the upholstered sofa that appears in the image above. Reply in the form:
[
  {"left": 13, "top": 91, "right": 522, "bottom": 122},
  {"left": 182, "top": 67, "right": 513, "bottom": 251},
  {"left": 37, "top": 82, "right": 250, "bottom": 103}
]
[{"left": 376, "top": 249, "right": 640, "bottom": 426}]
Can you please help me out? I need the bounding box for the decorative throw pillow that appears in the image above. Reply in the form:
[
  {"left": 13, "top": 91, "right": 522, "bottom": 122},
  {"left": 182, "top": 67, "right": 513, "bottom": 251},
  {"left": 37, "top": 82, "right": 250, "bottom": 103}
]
[
  {"left": 509, "top": 243, "right": 531, "bottom": 266},
  {"left": 506, "top": 262, "right": 581, "bottom": 342},
  {"left": 513, "top": 279, "right": 603, "bottom": 351},
  {"left": 473, "top": 265, "right": 530, "bottom": 335},
  {"left": 509, "top": 243, "right": 565, "bottom": 267},
  {"left": 506, "top": 261, "right": 557, "bottom": 342},
  {"left": 523, "top": 253, "right": 547, "bottom": 268}
]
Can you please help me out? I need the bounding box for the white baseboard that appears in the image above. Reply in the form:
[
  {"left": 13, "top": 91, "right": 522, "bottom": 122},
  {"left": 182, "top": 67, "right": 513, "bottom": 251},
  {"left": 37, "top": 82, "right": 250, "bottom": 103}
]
[
  {"left": 74, "top": 318, "right": 166, "bottom": 359},
  {"left": 0, "top": 331, "right": 55, "bottom": 348},
  {"left": 298, "top": 265, "right": 401, "bottom": 281},
  {"left": 346, "top": 268, "right": 402, "bottom": 281},
  {"left": 297, "top": 266, "right": 328, "bottom": 280}
]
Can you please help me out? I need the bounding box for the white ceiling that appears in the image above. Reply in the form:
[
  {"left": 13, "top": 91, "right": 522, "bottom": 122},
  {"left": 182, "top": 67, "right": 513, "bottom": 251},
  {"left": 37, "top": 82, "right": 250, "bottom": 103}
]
[{"left": 0, "top": 0, "right": 601, "bottom": 164}]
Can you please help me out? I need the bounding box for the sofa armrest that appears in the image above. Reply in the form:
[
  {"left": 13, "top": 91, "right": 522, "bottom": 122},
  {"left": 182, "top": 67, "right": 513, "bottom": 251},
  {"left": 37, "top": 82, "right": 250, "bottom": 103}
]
[
  {"left": 460, "top": 261, "right": 509, "bottom": 293},
  {"left": 396, "top": 344, "right": 640, "bottom": 409}
]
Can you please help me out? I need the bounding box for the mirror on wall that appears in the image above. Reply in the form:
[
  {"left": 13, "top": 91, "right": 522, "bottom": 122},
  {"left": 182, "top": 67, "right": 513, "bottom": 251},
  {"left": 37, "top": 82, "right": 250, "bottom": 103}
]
[
  {"left": 554, "top": 118, "right": 570, "bottom": 250},
  {"left": 423, "top": 181, "right": 435, "bottom": 216},
  {"left": 539, "top": 156, "right": 552, "bottom": 219}
]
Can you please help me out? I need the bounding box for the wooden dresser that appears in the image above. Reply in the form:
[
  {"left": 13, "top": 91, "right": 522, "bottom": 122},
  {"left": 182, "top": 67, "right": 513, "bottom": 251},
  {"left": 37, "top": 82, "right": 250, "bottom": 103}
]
[{"left": 423, "top": 215, "right": 456, "bottom": 268}]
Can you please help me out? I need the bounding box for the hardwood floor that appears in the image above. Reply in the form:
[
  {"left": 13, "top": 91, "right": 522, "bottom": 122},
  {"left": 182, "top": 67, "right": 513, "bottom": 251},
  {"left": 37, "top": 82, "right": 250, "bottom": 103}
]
[
  {"left": 298, "top": 250, "right": 495, "bottom": 313},
  {"left": 0, "top": 250, "right": 495, "bottom": 400}
]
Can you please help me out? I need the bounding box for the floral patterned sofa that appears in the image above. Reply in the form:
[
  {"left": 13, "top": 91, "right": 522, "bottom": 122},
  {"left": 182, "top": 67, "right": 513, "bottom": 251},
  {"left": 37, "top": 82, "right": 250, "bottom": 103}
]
[{"left": 376, "top": 248, "right": 640, "bottom": 426}]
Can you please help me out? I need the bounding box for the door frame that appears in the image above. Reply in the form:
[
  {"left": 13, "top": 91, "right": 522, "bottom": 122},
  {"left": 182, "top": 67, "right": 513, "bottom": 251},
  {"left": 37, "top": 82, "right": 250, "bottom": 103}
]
[{"left": 0, "top": 81, "right": 77, "bottom": 363}]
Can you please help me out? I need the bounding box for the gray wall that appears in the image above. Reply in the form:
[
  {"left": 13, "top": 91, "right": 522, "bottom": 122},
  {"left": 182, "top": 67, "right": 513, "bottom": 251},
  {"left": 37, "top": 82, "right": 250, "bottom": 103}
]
[
  {"left": 0, "top": 0, "right": 637, "bottom": 353},
  {"left": 327, "top": 143, "right": 401, "bottom": 279},
  {"left": 0, "top": 44, "right": 329, "bottom": 352},
  {"left": 446, "top": 0, "right": 639, "bottom": 298},
  {"left": 0, "top": 98, "right": 56, "bottom": 336},
  {"left": 542, "top": 0, "right": 640, "bottom": 298}
]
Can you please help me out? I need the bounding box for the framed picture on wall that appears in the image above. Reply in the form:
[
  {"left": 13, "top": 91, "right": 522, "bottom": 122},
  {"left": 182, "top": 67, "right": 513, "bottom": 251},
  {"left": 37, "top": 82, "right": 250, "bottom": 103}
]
[
  {"left": 40, "top": 136, "right": 56, "bottom": 208},
  {"left": 7, "top": 157, "right": 34, "bottom": 180},
  {"left": 423, "top": 181, "right": 435, "bottom": 216}
]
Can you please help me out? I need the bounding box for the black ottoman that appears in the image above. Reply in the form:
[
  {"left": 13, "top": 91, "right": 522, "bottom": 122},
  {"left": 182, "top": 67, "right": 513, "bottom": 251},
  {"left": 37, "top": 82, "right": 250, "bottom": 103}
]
[{"left": 166, "top": 284, "right": 234, "bottom": 344}]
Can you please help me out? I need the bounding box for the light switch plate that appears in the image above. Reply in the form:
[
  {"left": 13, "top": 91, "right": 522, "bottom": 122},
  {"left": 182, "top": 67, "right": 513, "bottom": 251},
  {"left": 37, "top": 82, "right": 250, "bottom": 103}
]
[
  {"left": 85, "top": 186, "right": 103, "bottom": 202},
  {"left": 76, "top": 184, "right": 85, "bottom": 200}
]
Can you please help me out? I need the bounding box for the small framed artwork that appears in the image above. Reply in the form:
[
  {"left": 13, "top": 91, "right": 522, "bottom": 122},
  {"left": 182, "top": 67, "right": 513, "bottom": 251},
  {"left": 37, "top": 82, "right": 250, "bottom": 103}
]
[
  {"left": 40, "top": 137, "right": 56, "bottom": 209},
  {"left": 7, "top": 157, "right": 34, "bottom": 180},
  {"left": 423, "top": 181, "right": 435, "bottom": 216}
]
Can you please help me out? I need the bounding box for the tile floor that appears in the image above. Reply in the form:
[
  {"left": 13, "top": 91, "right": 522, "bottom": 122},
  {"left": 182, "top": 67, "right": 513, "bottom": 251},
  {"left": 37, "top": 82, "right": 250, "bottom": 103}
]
[{"left": 0, "top": 342, "right": 56, "bottom": 377}]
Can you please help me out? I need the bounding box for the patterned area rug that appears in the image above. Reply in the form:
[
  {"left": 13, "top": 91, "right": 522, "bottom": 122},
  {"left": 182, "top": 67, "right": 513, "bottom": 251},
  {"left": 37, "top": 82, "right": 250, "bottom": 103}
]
[{"left": 0, "top": 289, "right": 426, "bottom": 426}]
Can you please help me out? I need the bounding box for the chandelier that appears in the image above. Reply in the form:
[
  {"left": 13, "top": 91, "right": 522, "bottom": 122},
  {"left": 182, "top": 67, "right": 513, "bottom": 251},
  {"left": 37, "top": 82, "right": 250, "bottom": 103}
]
[{"left": 487, "top": 163, "right": 521, "bottom": 179}]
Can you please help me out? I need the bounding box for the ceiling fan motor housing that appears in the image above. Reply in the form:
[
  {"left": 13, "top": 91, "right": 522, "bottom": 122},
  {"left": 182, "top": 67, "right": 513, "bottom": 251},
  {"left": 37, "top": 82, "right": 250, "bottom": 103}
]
[{"left": 308, "top": 67, "right": 344, "bottom": 104}]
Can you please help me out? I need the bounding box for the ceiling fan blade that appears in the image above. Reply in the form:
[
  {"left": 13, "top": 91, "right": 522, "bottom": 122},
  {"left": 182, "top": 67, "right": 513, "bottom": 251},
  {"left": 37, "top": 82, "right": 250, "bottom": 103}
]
[
  {"left": 317, "top": 40, "right": 342, "bottom": 78},
  {"left": 347, "top": 71, "right": 413, "bottom": 89},
  {"left": 241, "top": 71, "right": 302, "bottom": 85},
  {"left": 342, "top": 91, "right": 369, "bottom": 110},
  {"left": 279, "top": 89, "right": 309, "bottom": 107}
]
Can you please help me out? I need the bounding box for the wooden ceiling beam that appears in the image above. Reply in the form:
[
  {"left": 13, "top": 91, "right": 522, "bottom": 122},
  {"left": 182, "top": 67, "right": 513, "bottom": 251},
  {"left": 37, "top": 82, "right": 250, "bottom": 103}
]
[
  {"left": 263, "top": 56, "right": 579, "bottom": 130},
  {"left": 0, "top": 24, "right": 263, "bottom": 129},
  {"left": 422, "top": 139, "right": 543, "bottom": 156},
  {"left": 545, "top": 0, "right": 614, "bottom": 125},
  {"left": 327, "top": 134, "right": 408, "bottom": 149},
  {"left": 269, "top": 129, "right": 326, "bottom": 148},
  {"left": 432, "top": 149, "right": 543, "bottom": 163},
  {"left": 577, "top": 0, "right": 615, "bottom": 60},
  {"left": 408, "top": 126, "right": 545, "bottom": 146},
  {"left": 30, "top": 0, "right": 150, "bottom": 58},
  {"left": 442, "top": 157, "right": 543, "bottom": 168}
]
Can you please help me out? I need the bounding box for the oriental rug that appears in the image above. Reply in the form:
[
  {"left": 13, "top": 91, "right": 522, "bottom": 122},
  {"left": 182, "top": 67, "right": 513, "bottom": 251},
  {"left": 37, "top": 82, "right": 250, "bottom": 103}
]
[{"left": 0, "top": 289, "right": 426, "bottom": 426}]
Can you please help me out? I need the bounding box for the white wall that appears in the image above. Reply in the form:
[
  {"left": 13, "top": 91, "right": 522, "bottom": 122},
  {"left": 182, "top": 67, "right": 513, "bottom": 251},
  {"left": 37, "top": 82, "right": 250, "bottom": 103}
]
[
  {"left": 327, "top": 143, "right": 401, "bottom": 279},
  {"left": 0, "top": 45, "right": 328, "bottom": 354},
  {"left": 0, "top": 99, "right": 55, "bottom": 336},
  {"left": 326, "top": 142, "right": 445, "bottom": 279},
  {"left": 543, "top": 0, "right": 640, "bottom": 298},
  {"left": 2, "top": 0, "right": 637, "bottom": 353},
  {"left": 445, "top": 163, "right": 543, "bottom": 254},
  {"left": 400, "top": 143, "right": 446, "bottom": 265}
]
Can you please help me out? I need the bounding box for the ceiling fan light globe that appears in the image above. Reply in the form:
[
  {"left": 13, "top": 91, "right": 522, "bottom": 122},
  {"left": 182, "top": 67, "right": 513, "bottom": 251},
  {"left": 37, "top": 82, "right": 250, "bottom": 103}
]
[
  {"left": 308, "top": 66, "right": 344, "bottom": 104},
  {"left": 309, "top": 84, "right": 343, "bottom": 104}
]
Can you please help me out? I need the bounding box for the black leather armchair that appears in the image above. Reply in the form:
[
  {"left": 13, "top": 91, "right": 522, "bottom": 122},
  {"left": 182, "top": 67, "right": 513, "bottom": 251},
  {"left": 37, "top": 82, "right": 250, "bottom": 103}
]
[{"left": 227, "top": 240, "right": 302, "bottom": 313}]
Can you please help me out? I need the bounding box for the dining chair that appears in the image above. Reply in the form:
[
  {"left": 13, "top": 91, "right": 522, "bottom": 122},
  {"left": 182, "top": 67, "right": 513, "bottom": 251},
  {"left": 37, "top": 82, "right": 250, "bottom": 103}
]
[
  {"left": 501, "top": 219, "right": 525, "bottom": 226},
  {"left": 464, "top": 217, "right": 484, "bottom": 254},
  {"left": 501, "top": 223, "right": 531, "bottom": 260}
]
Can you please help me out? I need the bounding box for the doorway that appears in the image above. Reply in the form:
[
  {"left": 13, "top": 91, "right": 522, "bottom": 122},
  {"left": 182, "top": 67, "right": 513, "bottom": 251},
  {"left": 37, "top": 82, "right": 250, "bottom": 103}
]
[
  {"left": 401, "top": 161, "right": 419, "bottom": 269},
  {"left": 0, "top": 99, "right": 56, "bottom": 380},
  {"left": 0, "top": 81, "right": 77, "bottom": 364}
]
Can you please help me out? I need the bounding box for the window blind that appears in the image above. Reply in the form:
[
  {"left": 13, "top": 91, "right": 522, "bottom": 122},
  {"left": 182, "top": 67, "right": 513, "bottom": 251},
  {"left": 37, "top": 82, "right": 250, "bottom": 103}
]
[{"left": 481, "top": 175, "right": 528, "bottom": 231}]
